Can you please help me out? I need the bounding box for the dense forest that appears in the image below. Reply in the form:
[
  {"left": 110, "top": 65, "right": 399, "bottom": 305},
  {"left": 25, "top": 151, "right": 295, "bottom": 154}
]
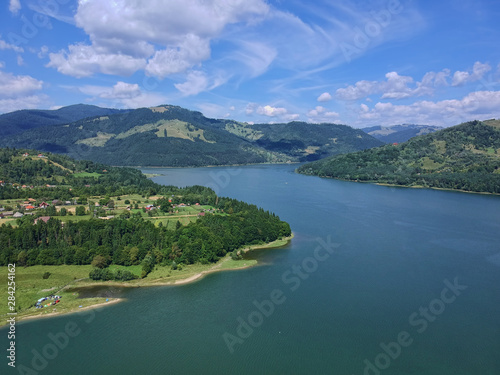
[
  {"left": 0, "top": 148, "right": 291, "bottom": 275},
  {"left": 0, "top": 197, "right": 291, "bottom": 269},
  {"left": 298, "top": 120, "right": 500, "bottom": 194}
]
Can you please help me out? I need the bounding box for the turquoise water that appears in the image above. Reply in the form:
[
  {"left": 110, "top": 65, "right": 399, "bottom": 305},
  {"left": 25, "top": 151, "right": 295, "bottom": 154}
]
[{"left": 3, "top": 164, "right": 500, "bottom": 374}]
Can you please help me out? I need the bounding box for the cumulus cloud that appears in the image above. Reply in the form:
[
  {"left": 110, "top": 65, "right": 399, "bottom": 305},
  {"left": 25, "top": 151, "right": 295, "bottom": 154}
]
[
  {"left": 452, "top": 61, "right": 491, "bottom": 86},
  {"left": 307, "top": 106, "right": 339, "bottom": 123},
  {"left": 146, "top": 35, "right": 211, "bottom": 79},
  {"left": 357, "top": 90, "right": 500, "bottom": 126},
  {"left": 77, "top": 81, "right": 167, "bottom": 109},
  {"left": 257, "top": 105, "right": 288, "bottom": 117},
  {"left": 336, "top": 69, "right": 452, "bottom": 101},
  {"left": 0, "top": 68, "right": 45, "bottom": 113},
  {"left": 9, "top": 0, "right": 21, "bottom": 14},
  {"left": 48, "top": 0, "right": 269, "bottom": 79},
  {"left": 0, "top": 70, "right": 43, "bottom": 98},
  {"left": 317, "top": 92, "right": 332, "bottom": 102},
  {"left": 0, "top": 37, "right": 24, "bottom": 53},
  {"left": 47, "top": 44, "right": 147, "bottom": 78}
]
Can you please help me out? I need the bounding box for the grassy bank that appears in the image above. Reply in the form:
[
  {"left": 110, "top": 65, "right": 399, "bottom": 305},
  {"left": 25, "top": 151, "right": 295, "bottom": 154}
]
[{"left": 0, "top": 235, "right": 293, "bottom": 326}]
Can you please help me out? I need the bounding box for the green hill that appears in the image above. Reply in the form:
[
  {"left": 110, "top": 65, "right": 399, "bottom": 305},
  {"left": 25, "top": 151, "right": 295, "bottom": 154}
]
[
  {"left": 0, "top": 105, "right": 383, "bottom": 167},
  {"left": 297, "top": 120, "right": 500, "bottom": 194},
  {"left": 0, "top": 104, "right": 129, "bottom": 138}
]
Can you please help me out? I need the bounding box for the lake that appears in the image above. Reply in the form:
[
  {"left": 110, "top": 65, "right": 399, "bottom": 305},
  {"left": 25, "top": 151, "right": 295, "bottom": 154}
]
[{"left": 4, "top": 164, "right": 500, "bottom": 374}]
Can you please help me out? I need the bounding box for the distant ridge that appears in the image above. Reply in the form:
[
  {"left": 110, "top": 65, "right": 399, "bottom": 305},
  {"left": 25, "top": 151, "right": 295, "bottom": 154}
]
[
  {"left": 361, "top": 124, "right": 442, "bottom": 144},
  {"left": 0, "top": 104, "right": 130, "bottom": 138}
]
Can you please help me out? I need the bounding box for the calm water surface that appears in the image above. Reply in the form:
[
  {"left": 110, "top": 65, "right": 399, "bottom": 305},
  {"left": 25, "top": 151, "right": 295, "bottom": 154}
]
[{"left": 3, "top": 164, "right": 500, "bottom": 374}]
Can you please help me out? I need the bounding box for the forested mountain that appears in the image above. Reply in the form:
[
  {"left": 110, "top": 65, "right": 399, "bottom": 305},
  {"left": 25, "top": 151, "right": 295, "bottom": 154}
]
[
  {"left": 297, "top": 120, "right": 500, "bottom": 194},
  {"left": 219, "top": 120, "right": 383, "bottom": 161},
  {"left": 361, "top": 124, "right": 441, "bottom": 144},
  {"left": 0, "top": 105, "right": 382, "bottom": 166},
  {"left": 0, "top": 104, "right": 129, "bottom": 138}
]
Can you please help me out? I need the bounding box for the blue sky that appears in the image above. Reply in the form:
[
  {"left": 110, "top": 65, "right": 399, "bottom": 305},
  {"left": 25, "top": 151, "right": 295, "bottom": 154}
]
[{"left": 1, "top": 0, "right": 500, "bottom": 127}]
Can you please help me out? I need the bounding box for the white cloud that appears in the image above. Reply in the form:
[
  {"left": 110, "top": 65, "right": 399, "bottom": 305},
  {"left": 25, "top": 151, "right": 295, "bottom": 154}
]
[
  {"left": 174, "top": 71, "right": 209, "bottom": 96},
  {"left": 0, "top": 70, "right": 43, "bottom": 98},
  {"left": 146, "top": 35, "right": 211, "bottom": 79},
  {"left": 257, "top": 105, "right": 288, "bottom": 117},
  {"left": 336, "top": 69, "right": 452, "bottom": 101},
  {"left": 307, "top": 106, "right": 340, "bottom": 123},
  {"left": 9, "top": 0, "right": 21, "bottom": 14},
  {"left": 48, "top": 0, "right": 269, "bottom": 79},
  {"left": 77, "top": 81, "right": 167, "bottom": 109},
  {"left": 317, "top": 92, "right": 332, "bottom": 102},
  {"left": 452, "top": 61, "right": 491, "bottom": 86},
  {"left": 47, "top": 44, "right": 147, "bottom": 78},
  {"left": 246, "top": 102, "right": 258, "bottom": 115},
  {"left": 0, "top": 68, "right": 45, "bottom": 113},
  {"left": 17, "top": 55, "right": 24, "bottom": 66},
  {"left": 284, "top": 113, "right": 300, "bottom": 121},
  {"left": 357, "top": 90, "right": 500, "bottom": 126},
  {"left": 0, "top": 37, "right": 24, "bottom": 53},
  {"left": 37, "top": 45, "right": 49, "bottom": 59},
  {"left": 0, "top": 96, "right": 45, "bottom": 113}
]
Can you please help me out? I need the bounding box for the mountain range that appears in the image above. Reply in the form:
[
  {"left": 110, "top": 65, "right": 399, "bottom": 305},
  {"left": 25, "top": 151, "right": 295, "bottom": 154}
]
[{"left": 0, "top": 104, "right": 382, "bottom": 167}]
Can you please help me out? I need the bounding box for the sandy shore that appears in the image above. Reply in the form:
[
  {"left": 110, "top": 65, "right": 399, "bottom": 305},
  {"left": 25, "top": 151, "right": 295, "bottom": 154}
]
[{"left": 14, "top": 298, "right": 123, "bottom": 324}]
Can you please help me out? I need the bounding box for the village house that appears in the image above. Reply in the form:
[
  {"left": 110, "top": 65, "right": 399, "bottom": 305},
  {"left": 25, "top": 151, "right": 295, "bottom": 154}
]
[
  {"left": 39, "top": 202, "right": 49, "bottom": 208},
  {"left": 34, "top": 216, "right": 51, "bottom": 224},
  {"left": 13, "top": 212, "right": 23, "bottom": 218}
]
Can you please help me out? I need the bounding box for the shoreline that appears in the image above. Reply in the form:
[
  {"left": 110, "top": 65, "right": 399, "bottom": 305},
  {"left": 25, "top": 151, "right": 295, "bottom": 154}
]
[
  {"left": 296, "top": 171, "right": 500, "bottom": 196},
  {"left": 14, "top": 298, "right": 123, "bottom": 324},
  {"left": 1, "top": 235, "right": 293, "bottom": 326}
]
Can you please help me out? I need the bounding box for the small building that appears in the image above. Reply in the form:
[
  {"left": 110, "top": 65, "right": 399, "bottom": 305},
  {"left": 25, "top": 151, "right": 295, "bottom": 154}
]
[
  {"left": 38, "top": 154, "right": 45, "bottom": 158},
  {"left": 39, "top": 202, "right": 49, "bottom": 208},
  {"left": 2, "top": 211, "right": 14, "bottom": 217},
  {"left": 198, "top": 212, "right": 205, "bottom": 217},
  {"left": 28, "top": 198, "right": 36, "bottom": 202},
  {"left": 34, "top": 216, "right": 51, "bottom": 224},
  {"left": 22, "top": 153, "right": 29, "bottom": 157},
  {"left": 13, "top": 212, "right": 23, "bottom": 218},
  {"left": 25, "top": 205, "right": 35, "bottom": 210}
]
